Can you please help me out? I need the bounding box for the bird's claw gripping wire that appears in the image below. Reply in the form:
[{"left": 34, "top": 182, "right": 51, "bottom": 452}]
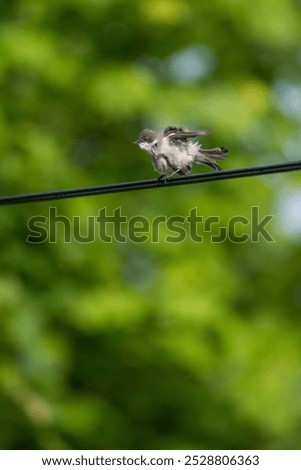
[{"left": 157, "top": 175, "right": 169, "bottom": 185}]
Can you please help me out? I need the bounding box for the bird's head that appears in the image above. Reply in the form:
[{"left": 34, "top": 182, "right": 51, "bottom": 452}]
[{"left": 134, "top": 129, "right": 157, "bottom": 153}]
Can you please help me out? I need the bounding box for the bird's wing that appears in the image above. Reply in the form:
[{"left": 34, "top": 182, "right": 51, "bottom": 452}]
[
  {"left": 163, "top": 126, "right": 184, "bottom": 136},
  {"left": 172, "top": 129, "right": 212, "bottom": 139},
  {"left": 163, "top": 126, "right": 212, "bottom": 139}
]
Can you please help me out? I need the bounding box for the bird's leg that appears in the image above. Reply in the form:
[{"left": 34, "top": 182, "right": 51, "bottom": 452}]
[
  {"left": 168, "top": 169, "right": 182, "bottom": 178},
  {"left": 168, "top": 167, "right": 191, "bottom": 178},
  {"left": 157, "top": 167, "right": 186, "bottom": 184}
]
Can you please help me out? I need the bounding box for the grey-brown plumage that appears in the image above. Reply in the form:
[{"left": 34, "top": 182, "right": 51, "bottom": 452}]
[{"left": 134, "top": 125, "right": 229, "bottom": 177}]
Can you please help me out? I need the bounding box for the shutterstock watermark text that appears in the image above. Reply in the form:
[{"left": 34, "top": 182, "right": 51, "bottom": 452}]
[{"left": 26, "top": 206, "right": 274, "bottom": 244}]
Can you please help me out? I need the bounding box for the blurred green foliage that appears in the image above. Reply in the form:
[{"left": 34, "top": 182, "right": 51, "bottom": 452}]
[{"left": 1, "top": 0, "right": 301, "bottom": 450}]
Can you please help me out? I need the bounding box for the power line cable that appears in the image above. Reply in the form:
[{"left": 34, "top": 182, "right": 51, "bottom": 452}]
[{"left": 0, "top": 160, "right": 300, "bottom": 206}]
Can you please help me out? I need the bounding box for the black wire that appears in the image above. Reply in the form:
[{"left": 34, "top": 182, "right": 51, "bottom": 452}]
[{"left": 1, "top": 160, "right": 301, "bottom": 206}]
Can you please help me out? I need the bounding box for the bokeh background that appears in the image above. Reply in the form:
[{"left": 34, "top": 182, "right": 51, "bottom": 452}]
[{"left": 1, "top": 0, "right": 301, "bottom": 450}]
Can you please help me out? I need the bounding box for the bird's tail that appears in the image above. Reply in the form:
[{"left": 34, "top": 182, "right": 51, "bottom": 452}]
[{"left": 194, "top": 147, "right": 229, "bottom": 171}]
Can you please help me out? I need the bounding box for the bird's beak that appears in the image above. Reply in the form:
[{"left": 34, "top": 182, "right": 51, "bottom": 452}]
[{"left": 133, "top": 141, "right": 138, "bottom": 144}]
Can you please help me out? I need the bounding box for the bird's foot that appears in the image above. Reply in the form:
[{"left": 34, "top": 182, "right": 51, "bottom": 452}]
[{"left": 157, "top": 175, "right": 169, "bottom": 184}]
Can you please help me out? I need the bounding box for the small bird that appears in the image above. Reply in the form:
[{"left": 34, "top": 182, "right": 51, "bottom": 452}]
[{"left": 134, "top": 125, "right": 229, "bottom": 179}]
